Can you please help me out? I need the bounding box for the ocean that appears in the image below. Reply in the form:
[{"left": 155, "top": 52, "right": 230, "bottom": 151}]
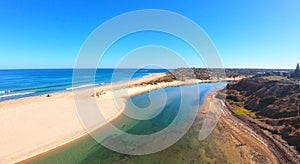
[{"left": 0, "top": 69, "right": 169, "bottom": 101}]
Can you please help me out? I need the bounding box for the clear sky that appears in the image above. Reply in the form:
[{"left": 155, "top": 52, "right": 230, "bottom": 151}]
[{"left": 0, "top": 0, "right": 299, "bottom": 69}]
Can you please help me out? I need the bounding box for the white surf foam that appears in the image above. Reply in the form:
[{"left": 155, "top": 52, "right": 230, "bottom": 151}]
[
  {"left": 0, "top": 92, "right": 34, "bottom": 98},
  {"left": 66, "top": 84, "right": 98, "bottom": 90}
]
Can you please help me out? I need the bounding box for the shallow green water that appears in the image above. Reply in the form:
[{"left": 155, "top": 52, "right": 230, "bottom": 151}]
[{"left": 26, "top": 83, "right": 235, "bottom": 164}]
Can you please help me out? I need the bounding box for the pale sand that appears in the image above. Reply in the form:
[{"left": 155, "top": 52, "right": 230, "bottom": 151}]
[
  {"left": 0, "top": 74, "right": 166, "bottom": 163},
  {"left": 0, "top": 74, "right": 244, "bottom": 163}
]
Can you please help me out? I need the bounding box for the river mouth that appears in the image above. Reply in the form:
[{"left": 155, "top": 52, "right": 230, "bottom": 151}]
[{"left": 25, "top": 82, "right": 249, "bottom": 164}]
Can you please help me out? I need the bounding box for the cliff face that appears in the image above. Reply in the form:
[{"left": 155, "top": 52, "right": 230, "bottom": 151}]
[
  {"left": 227, "top": 78, "right": 300, "bottom": 118},
  {"left": 225, "top": 77, "right": 300, "bottom": 152}
]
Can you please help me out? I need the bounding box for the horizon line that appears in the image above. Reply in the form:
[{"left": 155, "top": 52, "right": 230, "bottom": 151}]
[{"left": 0, "top": 67, "right": 294, "bottom": 70}]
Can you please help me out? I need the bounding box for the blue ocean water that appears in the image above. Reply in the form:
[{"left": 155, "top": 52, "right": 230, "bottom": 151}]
[{"left": 0, "top": 69, "right": 169, "bottom": 101}]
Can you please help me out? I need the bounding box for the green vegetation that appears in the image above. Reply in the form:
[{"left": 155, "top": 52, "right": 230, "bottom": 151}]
[
  {"left": 262, "top": 76, "right": 287, "bottom": 81},
  {"left": 233, "top": 107, "right": 254, "bottom": 116},
  {"left": 226, "top": 76, "right": 300, "bottom": 153}
]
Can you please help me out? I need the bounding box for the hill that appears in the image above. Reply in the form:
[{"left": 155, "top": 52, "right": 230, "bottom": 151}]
[{"left": 223, "top": 77, "right": 300, "bottom": 154}]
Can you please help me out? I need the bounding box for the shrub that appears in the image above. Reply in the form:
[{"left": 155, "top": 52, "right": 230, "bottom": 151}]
[{"left": 233, "top": 107, "right": 254, "bottom": 116}]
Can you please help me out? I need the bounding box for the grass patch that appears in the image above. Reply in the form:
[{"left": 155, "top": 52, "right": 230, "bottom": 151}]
[
  {"left": 233, "top": 107, "right": 254, "bottom": 116},
  {"left": 262, "top": 76, "right": 287, "bottom": 81}
]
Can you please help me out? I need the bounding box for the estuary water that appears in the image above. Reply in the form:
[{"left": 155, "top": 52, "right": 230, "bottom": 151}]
[{"left": 25, "top": 82, "right": 232, "bottom": 164}]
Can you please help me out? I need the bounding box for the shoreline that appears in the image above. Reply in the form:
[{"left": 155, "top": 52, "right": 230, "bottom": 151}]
[
  {"left": 0, "top": 74, "right": 244, "bottom": 163},
  {"left": 224, "top": 100, "right": 300, "bottom": 163},
  {"left": 0, "top": 73, "right": 170, "bottom": 163},
  {"left": 204, "top": 92, "right": 279, "bottom": 163},
  {"left": 0, "top": 73, "right": 167, "bottom": 103}
]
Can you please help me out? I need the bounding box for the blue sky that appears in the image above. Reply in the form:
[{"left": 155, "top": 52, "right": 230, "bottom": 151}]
[{"left": 0, "top": 0, "right": 299, "bottom": 69}]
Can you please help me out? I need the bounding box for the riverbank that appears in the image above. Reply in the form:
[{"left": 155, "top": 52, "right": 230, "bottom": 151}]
[
  {"left": 205, "top": 90, "right": 300, "bottom": 163},
  {"left": 223, "top": 77, "right": 300, "bottom": 163},
  {"left": 205, "top": 93, "right": 279, "bottom": 163}
]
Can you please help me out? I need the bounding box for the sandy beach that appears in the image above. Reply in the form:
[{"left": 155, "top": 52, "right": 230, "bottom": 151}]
[
  {"left": 0, "top": 73, "right": 245, "bottom": 163},
  {"left": 0, "top": 74, "right": 168, "bottom": 163}
]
